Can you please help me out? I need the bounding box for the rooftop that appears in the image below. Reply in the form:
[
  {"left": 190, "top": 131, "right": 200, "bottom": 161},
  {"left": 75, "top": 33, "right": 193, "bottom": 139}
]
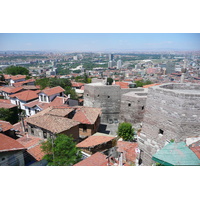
[
  {"left": 9, "top": 90, "right": 40, "bottom": 101},
  {"left": 26, "top": 114, "right": 80, "bottom": 134},
  {"left": 0, "top": 133, "right": 25, "bottom": 152},
  {"left": 74, "top": 152, "right": 108, "bottom": 166},
  {"left": 76, "top": 135, "right": 115, "bottom": 148},
  {"left": 73, "top": 107, "right": 101, "bottom": 125},
  {"left": 41, "top": 86, "right": 65, "bottom": 96},
  {"left": 0, "top": 120, "right": 13, "bottom": 132}
]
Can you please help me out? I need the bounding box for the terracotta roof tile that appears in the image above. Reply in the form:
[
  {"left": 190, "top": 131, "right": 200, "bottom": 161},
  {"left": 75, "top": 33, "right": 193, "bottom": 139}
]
[
  {"left": 74, "top": 152, "right": 108, "bottom": 166},
  {"left": 17, "top": 135, "right": 44, "bottom": 161},
  {"left": 27, "top": 144, "right": 45, "bottom": 161},
  {"left": 11, "top": 75, "right": 26, "bottom": 81},
  {"left": 0, "top": 102, "right": 17, "bottom": 109},
  {"left": 114, "top": 82, "right": 129, "bottom": 89},
  {"left": 13, "top": 79, "right": 35, "bottom": 87},
  {"left": 26, "top": 114, "right": 80, "bottom": 134},
  {"left": 190, "top": 146, "right": 200, "bottom": 159},
  {"left": 76, "top": 135, "right": 115, "bottom": 148},
  {"left": 41, "top": 86, "right": 64, "bottom": 96},
  {"left": 73, "top": 107, "right": 101, "bottom": 125},
  {"left": 117, "top": 141, "right": 138, "bottom": 163},
  {"left": 0, "top": 120, "right": 13, "bottom": 132},
  {"left": 71, "top": 82, "right": 84, "bottom": 87},
  {"left": 9, "top": 90, "right": 39, "bottom": 101},
  {"left": 143, "top": 83, "right": 161, "bottom": 88},
  {"left": 13, "top": 121, "right": 26, "bottom": 136},
  {"left": 0, "top": 133, "right": 26, "bottom": 152}
]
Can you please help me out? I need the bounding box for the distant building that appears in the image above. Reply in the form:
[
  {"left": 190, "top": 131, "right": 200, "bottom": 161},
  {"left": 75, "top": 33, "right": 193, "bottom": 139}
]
[{"left": 117, "top": 60, "right": 122, "bottom": 69}]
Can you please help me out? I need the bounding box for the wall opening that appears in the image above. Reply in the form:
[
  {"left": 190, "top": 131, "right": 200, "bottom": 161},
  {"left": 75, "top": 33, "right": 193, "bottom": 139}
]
[
  {"left": 159, "top": 129, "right": 164, "bottom": 135},
  {"left": 128, "top": 103, "right": 131, "bottom": 107}
]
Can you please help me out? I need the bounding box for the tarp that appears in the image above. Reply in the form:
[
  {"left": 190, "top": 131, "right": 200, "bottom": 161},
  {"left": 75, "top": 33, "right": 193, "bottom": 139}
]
[{"left": 152, "top": 142, "right": 200, "bottom": 166}]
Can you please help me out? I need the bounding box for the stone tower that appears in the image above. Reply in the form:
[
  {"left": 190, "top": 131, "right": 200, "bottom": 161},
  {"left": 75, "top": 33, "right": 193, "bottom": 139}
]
[{"left": 138, "top": 83, "right": 200, "bottom": 165}]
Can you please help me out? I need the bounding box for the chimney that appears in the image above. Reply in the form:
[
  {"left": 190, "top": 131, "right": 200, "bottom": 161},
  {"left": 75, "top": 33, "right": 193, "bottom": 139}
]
[{"left": 119, "top": 152, "right": 123, "bottom": 166}]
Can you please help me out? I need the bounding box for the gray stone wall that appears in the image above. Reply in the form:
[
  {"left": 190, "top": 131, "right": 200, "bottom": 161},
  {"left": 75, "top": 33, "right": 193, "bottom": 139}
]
[
  {"left": 84, "top": 83, "right": 146, "bottom": 124},
  {"left": 84, "top": 83, "right": 121, "bottom": 123},
  {"left": 119, "top": 91, "right": 147, "bottom": 124},
  {"left": 138, "top": 83, "right": 200, "bottom": 165}
]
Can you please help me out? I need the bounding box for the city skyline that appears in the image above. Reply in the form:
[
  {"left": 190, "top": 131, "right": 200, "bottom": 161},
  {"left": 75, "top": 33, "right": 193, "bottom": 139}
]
[{"left": 0, "top": 33, "right": 200, "bottom": 52}]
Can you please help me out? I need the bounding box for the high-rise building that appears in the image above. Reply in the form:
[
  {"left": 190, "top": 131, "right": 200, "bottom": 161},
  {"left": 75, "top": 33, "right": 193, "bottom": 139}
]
[
  {"left": 109, "top": 54, "right": 114, "bottom": 61},
  {"left": 117, "top": 60, "right": 122, "bottom": 69}
]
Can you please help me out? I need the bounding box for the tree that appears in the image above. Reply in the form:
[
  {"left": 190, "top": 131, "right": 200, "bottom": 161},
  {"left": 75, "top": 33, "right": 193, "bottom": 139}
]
[
  {"left": 41, "top": 134, "right": 82, "bottom": 166},
  {"left": 107, "top": 77, "right": 113, "bottom": 85},
  {"left": 0, "top": 108, "right": 19, "bottom": 124},
  {"left": 0, "top": 74, "right": 5, "bottom": 81},
  {"left": 4, "top": 65, "right": 29, "bottom": 75},
  {"left": 64, "top": 86, "right": 78, "bottom": 100},
  {"left": 135, "top": 80, "right": 153, "bottom": 87},
  {"left": 117, "top": 122, "right": 135, "bottom": 141}
]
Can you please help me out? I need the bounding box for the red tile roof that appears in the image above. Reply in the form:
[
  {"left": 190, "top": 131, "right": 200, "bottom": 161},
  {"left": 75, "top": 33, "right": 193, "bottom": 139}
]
[
  {"left": 117, "top": 141, "right": 138, "bottom": 163},
  {"left": 74, "top": 152, "right": 108, "bottom": 166},
  {"left": 114, "top": 82, "right": 129, "bottom": 88},
  {"left": 27, "top": 144, "right": 45, "bottom": 161},
  {"left": 0, "top": 86, "right": 23, "bottom": 94},
  {"left": 71, "top": 82, "right": 84, "bottom": 87},
  {"left": 17, "top": 135, "right": 44, "bottom": 161},
  {"left": 11, "top": 75, "right": 26, "bottom": 81},
  {"left": 0, "top": 120, "right": 13, "bottom": 132},
  {"left": 13, "top": 121, "right": 26, "bottom": 136},
  {"left": 0, "top": 133, "right": 26, "bottom": 152},
  {"left": 3, "top": 74, "right": 12, "bottom": 80},
  {"left": 190, "top": 146, "right": 200, "bottom": 159},
  {"left": 9, "top": 90, "right": 39, "bottom": 101},
  {"left": 26, "top": 114, "right": 80, "bottom": 134},
  {"left": 41, "top": 86, "right": 65, "bottom": 96},
  {"left": 13, "top": 79, "right": 35, "bottom": 87},
  {"left": 76, "top": 135, "right": 115, "bottom": 148},
  {"left": 0, "top": 98, "right": 17, "bottom": 109},
  {"left": 73, "top": 107, "right": 101, "bottom": 125}
]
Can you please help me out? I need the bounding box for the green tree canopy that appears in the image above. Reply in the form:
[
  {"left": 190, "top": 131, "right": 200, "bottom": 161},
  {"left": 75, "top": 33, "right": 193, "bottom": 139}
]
[
  {"left": 135, "top": 80, "right": 153, "bottom": 87},
  {"left": 117, "top": 122, "right": 135, "bottom": 141},
  {"left": 4, "top": 65, "right": 29, "bottom": 75},
  {"left": 41, "top": 134, "right": 82, "bottom": 166},
  {"left": 107, "top": 77, "right": 113, "bottom": 85},
  {"left": 0, "top": 108, "right": 19, "bottom": 124}
]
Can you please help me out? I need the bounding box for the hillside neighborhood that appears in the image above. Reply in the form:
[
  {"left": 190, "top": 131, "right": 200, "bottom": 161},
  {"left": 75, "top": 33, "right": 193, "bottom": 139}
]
[{"left": 0, "top": 69, "right": 199, "bottom": 166}]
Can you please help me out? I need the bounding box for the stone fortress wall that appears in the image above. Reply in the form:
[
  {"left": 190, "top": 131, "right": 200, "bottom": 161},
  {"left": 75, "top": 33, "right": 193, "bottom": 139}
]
[
  {"left": 138, "top": 83, "right": 200, "bottom": 165},
  {"left": 84, "top": 82, "right": 146, "bottom": 124}
]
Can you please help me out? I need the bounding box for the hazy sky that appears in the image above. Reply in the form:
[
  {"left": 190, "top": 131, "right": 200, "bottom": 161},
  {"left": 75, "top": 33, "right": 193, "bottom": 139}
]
[{"left": 0, "top": 33, "right": 200, "bottom": 51}]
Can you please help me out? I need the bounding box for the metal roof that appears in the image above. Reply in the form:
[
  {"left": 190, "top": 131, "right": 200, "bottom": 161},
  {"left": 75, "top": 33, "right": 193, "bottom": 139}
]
[{"left": 152, "top": 142, "right": 200, "bottom": 166}]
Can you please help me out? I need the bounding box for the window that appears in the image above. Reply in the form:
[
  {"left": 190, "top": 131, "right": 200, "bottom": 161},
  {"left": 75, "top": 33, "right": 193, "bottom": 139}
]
[
  {"left": 128, "top": 103, "right": 131, "bottom": 107},
  {"left": 142, "top": 106, "right": 144, "bottom": 110},
  {"left": 159, "top": 129, "right": 164, "bottom": 135},
  {"left": 2, "top": 158, "right": 5, "bottom": 161},
  {"left": 40, "top": 95, "right": 43, "bottom": 101},
  {"left": 97, "top": 94, "right": 99, "bottom": 97},
  {"left": 43, "top": 132, "right": 47, "bottom": 138},
  {"left": 28, "top": 108, "right": 31, "bottom": 115},
  {"left": 83, "top": 125, "right": 87, "bottom": 132},
  {"left": 31, "top": 128, "right": 34, "bottom": 135},
  {"left": 86, "top": 94, "right": 89, "bottom": 96},
  {"left": 60, "top": 92, "right": 63, "bottom": 96},
  {"left": 108, "top": 96, "right": 110, "bottom": 98},
  {"left": 44, "top": 95, "right": 47, "bottom": 102}
]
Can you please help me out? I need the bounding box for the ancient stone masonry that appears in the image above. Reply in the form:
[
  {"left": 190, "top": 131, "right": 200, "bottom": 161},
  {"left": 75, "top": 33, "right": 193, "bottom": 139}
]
[
  {"left": 119, "top": 91, "right": 147, "bottom": 124},
  {"left": 84, "top": 82, "right": 146, "bottom": 124},
  {"left": 138, "top": 83, "right": 200, "bottom": 166}
]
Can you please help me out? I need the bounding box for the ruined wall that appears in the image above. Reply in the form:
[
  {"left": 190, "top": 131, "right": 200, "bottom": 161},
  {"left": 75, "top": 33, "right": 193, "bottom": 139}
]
[
  {"left": 119, "top": 91, "right": 147, "bottom": 124},
  {"left": 138, "top": 83, "right": 200, "bottom": 165}
]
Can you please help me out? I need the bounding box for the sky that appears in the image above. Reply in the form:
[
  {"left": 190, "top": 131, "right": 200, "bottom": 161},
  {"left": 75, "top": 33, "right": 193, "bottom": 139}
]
[{"left": 0, "top": 33, "right": 200, "bottom": 52}]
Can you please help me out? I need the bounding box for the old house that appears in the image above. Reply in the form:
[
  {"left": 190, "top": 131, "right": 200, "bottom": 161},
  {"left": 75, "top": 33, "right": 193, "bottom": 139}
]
[
  {"left": 13, "top": 79, "right": 35, "bottom": 87},
  {"left": 17, "top": 135, "right": 44, "bottom": 165},
  {"left": 0, "top": 133, "right": 26, "bottom": 166},
  {"left": 76, "top": 133, "right": 116, "bottom": 155},
  {"left": 25, "top": 107, "right": 80, "bottom": 140},
  {"left": 9, "top": 75, "right": 26, "bottom": 86},
  {"left": 9, "top": 90, "right": 40, "bottom": 110},
  {"left": 0, "top": 86, "right": 24, "bottom": 99},
  {"left": 0, "top": 120, "right": 17, "bottom": 139},
  {"left": 38, "top": 86, "right": 65, "bottom": 103},
  {"left": 72, "top": 107, "right": 101, "bottom": 138}
]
